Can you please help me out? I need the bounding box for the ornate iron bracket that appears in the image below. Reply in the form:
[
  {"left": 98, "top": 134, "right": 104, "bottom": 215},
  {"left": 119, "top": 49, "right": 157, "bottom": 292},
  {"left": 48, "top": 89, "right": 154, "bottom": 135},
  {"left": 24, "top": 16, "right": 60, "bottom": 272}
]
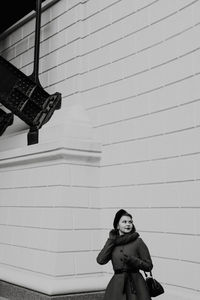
[{"left": 0, "top": 0, "right": 62, "bottom": 145}]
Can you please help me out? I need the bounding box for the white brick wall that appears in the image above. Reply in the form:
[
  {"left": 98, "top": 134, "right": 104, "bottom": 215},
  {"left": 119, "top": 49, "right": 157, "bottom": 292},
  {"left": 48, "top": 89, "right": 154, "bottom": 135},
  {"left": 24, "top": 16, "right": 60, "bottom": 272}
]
[
  {"left": 79, "top": 0, "right": 200, "bottom": 299},
  {"left": 0, "top": 0, "right": 200, "bottom": 298},
  {"left": 0, "top": 142, "right": 101, "bottom": 294}
]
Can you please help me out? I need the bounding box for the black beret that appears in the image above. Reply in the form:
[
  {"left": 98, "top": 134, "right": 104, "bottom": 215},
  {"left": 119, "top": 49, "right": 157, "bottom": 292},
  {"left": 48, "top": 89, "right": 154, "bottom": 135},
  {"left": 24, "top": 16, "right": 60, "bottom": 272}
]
[{"left": 113, "top": 209, "right": 128, "bottom": 229}]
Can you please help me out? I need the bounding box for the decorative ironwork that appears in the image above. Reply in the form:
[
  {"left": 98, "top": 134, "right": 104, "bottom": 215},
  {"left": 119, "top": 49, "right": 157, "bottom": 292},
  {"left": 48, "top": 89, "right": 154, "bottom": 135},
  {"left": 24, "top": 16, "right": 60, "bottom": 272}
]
[
  {"left": 0, "top": 0, "right": 62, "bottom": 145},
  {"left": 0, "top": 108, "right": 13, "bottom": 135},
  {"left": 0, "top": 55, "right": 61, "bottom": 144}
]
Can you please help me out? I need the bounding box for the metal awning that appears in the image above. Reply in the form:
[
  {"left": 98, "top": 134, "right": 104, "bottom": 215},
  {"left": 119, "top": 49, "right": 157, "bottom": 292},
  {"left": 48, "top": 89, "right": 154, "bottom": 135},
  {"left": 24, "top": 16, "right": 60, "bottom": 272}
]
[{"left": 0, "top": 0, "right": 45, "bottom": 34}]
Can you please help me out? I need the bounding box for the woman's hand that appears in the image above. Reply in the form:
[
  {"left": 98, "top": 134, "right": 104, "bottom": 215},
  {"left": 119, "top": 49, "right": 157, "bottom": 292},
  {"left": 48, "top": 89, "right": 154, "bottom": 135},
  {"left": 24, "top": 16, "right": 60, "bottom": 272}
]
[
  {"left": 123, "top": 254, "right": 142, "bottom": 267},
  {"left": 123, "top": 254, "right": 131, "bottom": 264},
  {"left": 109, "top": 229, "right": 118, "bottom": 241},
  {"left": 123, "top": 254, "right": 153, "bottom": 271}
]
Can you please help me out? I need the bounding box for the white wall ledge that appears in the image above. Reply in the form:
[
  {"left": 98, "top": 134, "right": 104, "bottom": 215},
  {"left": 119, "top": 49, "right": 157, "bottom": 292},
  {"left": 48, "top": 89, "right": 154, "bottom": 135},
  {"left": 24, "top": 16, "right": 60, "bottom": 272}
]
[
  {"left": 0, "top": 265, "right": 109, "bottom": 295},
  {"left": 0, "top": 139, "right": 101, "bottom": 168}
]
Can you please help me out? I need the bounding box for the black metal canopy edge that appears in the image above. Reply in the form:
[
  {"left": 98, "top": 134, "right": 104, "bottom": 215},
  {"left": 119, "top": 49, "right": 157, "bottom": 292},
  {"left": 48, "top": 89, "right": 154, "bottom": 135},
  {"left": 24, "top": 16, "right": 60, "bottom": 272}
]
[
  {"left": 0, "top": 0, "right": 60, "bottom": 40},
  {"left": 0, "top": 0, "right": 46, "bottom": 35}
]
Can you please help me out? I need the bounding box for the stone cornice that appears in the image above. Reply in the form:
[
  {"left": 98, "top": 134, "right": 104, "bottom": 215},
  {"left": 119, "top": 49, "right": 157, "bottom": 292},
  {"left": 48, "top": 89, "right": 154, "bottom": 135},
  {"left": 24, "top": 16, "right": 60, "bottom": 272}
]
[{"left": 0, "top": 139, "right": 101, "bottom": 168}]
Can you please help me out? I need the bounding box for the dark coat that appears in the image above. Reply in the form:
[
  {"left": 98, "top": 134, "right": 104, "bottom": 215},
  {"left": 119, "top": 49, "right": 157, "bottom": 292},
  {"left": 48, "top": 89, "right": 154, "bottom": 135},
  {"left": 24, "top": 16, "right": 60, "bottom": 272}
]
[{"left": 97, "top": 231, "right": 153, "bottom": 300}]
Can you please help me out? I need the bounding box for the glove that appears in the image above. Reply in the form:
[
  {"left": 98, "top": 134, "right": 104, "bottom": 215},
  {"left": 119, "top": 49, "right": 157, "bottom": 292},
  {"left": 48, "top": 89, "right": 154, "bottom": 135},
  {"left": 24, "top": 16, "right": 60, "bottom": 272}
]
[
  {"left": 123, "top": 254, "right": 131, "bottom": 264},
  {"left": 123, "top": 254, "right": 152, "bottom": 271},
  {"left": 109, "top": 229, "right": 118, "bottom": 241},
  {"left": 123, "top": 254, "right": 140, "bottom": 267}
]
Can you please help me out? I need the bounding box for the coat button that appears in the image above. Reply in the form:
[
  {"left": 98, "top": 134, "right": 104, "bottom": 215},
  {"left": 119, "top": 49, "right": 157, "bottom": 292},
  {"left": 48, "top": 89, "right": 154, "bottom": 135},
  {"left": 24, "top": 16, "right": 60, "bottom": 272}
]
[
  {"left": 120, "top": 258, "right": 123, "bottom": 261},
  {"left": 120, "top": 249, "right": 123, "bottom": 253}
]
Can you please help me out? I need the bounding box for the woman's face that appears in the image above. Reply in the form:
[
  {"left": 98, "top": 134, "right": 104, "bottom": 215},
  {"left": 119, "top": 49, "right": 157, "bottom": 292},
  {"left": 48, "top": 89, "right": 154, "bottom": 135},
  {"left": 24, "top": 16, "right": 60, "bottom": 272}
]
[{"left": 117, "top": 215, "right": 133, "bottom": 235}]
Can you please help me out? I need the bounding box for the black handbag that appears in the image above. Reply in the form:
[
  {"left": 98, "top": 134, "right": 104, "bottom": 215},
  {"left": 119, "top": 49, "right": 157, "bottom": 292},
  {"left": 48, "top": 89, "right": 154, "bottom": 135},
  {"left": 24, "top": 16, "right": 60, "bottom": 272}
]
[{"left": 144, "top": 271, "right": 164, "bottom": 297}]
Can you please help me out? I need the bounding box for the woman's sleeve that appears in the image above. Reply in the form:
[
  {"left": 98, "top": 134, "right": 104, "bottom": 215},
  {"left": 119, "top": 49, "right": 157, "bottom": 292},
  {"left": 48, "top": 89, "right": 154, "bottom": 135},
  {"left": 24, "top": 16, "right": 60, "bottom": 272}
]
[
  {"left": 127, "top": 238, "right": 153, "bottom": 272},
  {"left": 96, "top": 238, "right": 115, "bottom": 265}
]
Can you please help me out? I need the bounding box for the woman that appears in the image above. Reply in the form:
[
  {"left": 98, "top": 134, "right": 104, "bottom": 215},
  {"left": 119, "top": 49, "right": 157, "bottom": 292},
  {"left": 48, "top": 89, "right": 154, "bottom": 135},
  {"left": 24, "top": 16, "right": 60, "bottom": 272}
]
[{"left": 97, "top": 209, "right": 153, "bottom": 300}]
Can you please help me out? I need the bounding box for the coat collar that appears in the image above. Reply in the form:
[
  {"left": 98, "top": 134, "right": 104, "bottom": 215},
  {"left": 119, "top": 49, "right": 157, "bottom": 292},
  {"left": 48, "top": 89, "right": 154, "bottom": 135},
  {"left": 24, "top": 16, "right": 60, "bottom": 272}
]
[{"left": 110, "top": 230, "right": 139, "bottom": 246}]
